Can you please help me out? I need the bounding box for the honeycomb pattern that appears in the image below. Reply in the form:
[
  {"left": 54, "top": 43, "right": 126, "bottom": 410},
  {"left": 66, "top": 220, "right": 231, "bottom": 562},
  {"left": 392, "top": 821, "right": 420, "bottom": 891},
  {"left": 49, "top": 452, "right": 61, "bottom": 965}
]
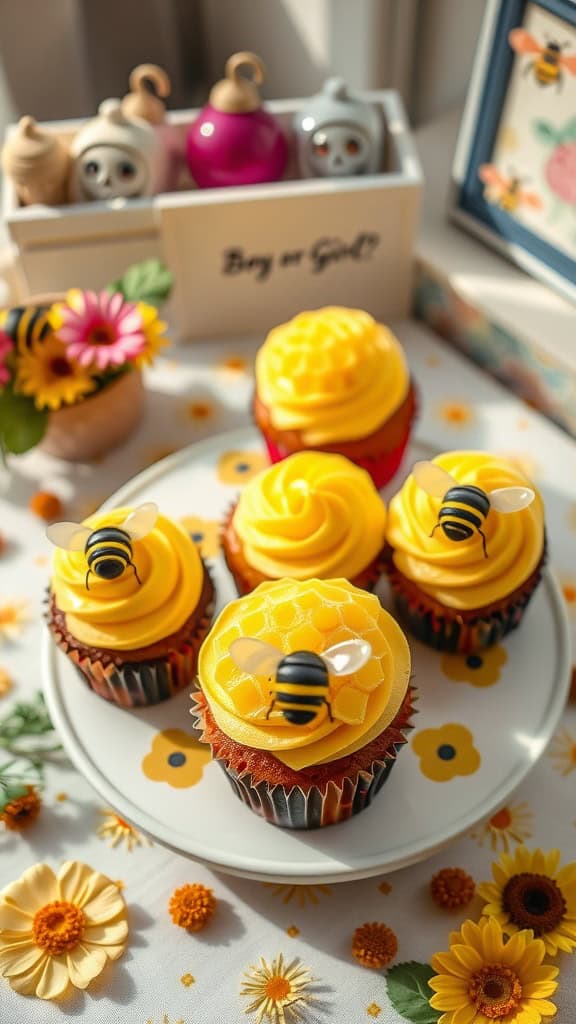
[{"left": 200, "top": 579, "right": 398, "bottom": 726}]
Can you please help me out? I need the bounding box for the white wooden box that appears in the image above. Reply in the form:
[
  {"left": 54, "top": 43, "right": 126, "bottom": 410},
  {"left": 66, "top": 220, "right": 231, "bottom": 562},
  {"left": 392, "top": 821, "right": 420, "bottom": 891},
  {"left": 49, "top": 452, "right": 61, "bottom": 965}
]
[{"left": 3, "top": 91, "right": 422, "bottom": 340}]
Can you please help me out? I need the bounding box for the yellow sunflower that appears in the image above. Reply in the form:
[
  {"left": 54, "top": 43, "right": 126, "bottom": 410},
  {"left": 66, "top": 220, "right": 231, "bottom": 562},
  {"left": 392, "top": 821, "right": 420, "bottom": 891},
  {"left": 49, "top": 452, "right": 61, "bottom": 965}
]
[
  {"left": 429, "top": 917, "right": 558, "bottom": 1024},
  {"left": 132, "top": 302, "right": 169, "bottom": 368},
  {"left": 15, "top": 334, "right": 97, "bottom": 411},
  {"left": 478, "top": 845, "right": 576, "bottom": 956},
  {"left": 0, "top": 860, "right": 128, "bottom": 999}
]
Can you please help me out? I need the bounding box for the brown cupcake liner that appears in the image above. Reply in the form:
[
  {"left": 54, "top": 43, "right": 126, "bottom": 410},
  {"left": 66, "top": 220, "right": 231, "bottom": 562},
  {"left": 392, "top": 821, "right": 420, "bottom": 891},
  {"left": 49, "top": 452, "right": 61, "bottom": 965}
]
[
  {"left": 384, "top": 542, "right": 547, "bottom": 654},
  {"left": 221, "top": 501, "right": 386, "bottom": 597},
  {"left": 48, "top": 569, "right": 216, "bottom": 708},
  {"left": 191, "top": 688, "right": 416, "bottom": 830}
]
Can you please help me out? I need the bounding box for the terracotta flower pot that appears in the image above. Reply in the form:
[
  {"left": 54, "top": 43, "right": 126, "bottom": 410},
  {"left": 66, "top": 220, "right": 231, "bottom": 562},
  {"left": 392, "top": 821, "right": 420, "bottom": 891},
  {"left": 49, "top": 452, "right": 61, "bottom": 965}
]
[
  {"left": 22, "top": 292, "right": 145, "bottom": 463},
  {"left": 40, "top": 368, "right": 144, "bottom": 462}
]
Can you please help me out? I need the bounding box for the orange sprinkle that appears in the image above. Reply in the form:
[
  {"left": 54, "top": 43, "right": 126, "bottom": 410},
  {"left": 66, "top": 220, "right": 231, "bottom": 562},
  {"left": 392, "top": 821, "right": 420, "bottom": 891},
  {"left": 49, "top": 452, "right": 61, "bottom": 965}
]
[
  {"left": 367, "top": 1005, "right": 382, "bottom": 1018},
  {"left": 286, "top": 925, "right": 300, "bottom": 937},
  {"left": 562, "top": 583, "right": 576, "bottom": 604},
  {"left": 1, "top": 786, "right": 42, "bottom": 831},
  {"left": 169, "top": 883, "right": 216, "bottom": 931},
  {"left": 378, "top": 881, "right": 392, "bottom": 895},
  {"left": 29, "top": 491, "right": 63, "bottom": 521},
  {"left": 0, "top": 533, "right": 5, "bottom": 556},
  {"left": 221, "top": 355, "right": 247, "bottom": 373},
  {"left": 187, "top": 400, "right": 214, "bottom": 421},
  {"left": 181, "top": 972, "right": 195, "bottom": 987},
  {"left": 55, "top": 791, "right": 68, "bottom": 802},
  {"left": 352, "top": 922, "right": 398, "bottom": 968},
  {"left": 430, "top": 867, "right": 475, "bottom": 909}
]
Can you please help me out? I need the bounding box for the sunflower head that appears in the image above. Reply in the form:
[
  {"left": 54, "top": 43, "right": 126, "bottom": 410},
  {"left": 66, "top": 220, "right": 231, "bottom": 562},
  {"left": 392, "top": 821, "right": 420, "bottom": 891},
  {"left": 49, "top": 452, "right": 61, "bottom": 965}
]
[
  {"left": 430, "top": 916, "right": 559, "bottom": 1024},
  {"left": 15, "top": 333, "right": 97, "bottom": 411},
  {"left": 478, "top": 845, "right": 576, "bottom": 956}
]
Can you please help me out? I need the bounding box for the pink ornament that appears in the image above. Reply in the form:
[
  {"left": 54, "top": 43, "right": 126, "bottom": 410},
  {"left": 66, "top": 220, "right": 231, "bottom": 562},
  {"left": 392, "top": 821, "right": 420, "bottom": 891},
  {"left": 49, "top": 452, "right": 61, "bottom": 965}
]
[{"left": 186, "top": 52, "right": 288, "bottom": 189}]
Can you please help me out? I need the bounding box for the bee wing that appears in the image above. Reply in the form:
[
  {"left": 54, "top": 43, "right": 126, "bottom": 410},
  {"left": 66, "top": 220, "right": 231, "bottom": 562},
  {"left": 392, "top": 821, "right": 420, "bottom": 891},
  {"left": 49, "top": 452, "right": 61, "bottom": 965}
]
[
  {"left": 479, "top": 164, "right": 507, "bottom": 189},
  {"left": 489, "top": 487, "right": 535, "bottom": 513},
  {"left": 561, "top": 53, "right": 576, "bottom": 73},
  {"left": 229, "top": 638, "right": 284, "bottom": 677},
  {"left": 323, "top": 640, "right": 372, "bottom": 677},
  {"left": 412, "top": 461, "right": 457, "bottom": 498},
  {"left": 121, "top": 502, "right": 159, "bottom": 540},
  {"left": 46, "top": 522, "right": 92, "bottom": 551},
  {"left": 509, "top": 28, "right": 542, "bottom": 55}
]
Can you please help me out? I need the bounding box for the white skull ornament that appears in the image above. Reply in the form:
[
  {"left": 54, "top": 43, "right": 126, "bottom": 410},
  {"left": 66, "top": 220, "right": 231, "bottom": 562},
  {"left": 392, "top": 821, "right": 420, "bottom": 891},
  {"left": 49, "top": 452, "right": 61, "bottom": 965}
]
[{"left": 70, "top": 99, "right": 163, "bottom": 202}]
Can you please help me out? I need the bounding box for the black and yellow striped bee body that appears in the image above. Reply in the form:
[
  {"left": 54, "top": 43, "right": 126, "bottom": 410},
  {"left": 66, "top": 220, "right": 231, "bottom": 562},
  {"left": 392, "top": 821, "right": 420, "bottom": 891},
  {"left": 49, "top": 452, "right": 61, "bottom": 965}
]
[
  {"left": 267, "top": 651, "right": 332, "bottom": 725},
  {"left": 432, "top": 485, "right": 491, "bottom": 557},
  {"left": 0, "top": 305, "right": 51, "bottom": 353},
  {"left": 84, "top": 527, "right": 141, "bottom": 589},
  {"left": 534, "top": 45, "right": 561, "bottom": 86}
]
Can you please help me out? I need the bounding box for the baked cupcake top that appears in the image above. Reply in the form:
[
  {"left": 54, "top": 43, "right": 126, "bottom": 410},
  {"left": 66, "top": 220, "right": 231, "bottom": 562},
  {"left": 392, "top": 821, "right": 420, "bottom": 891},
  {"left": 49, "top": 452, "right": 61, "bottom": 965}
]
[
  {"left": 196, "top": 577, "right": 411, "bottom": 769},
  {"left": 50, "top": 506, "right": 204, "bottom": 650},
  {"left": 255, "top": 307, "right": 410, "bottom": 445},
  {"left": 386, "top": 451, "right": 545, "bottom": 610},
  {"left": 232, "top": 451, "right": 387, "bottom": 580}
]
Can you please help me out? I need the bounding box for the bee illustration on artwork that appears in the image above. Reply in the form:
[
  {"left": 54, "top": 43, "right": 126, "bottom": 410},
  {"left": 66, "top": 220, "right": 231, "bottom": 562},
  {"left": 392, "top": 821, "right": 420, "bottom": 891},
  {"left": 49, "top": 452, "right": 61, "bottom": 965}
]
[
  {"left": 0, "top": 304, "right": 51, "bottom": 353},
  {"left": 412, "top": 462, "right": 535, "bottom": 559},
  {"left": 229, "top": 637, "right": 372, "bottom": 725},
  {"left": 47, "top": 502, "right": 158, "bottom": 590},
  {"left": 478, "top": 165, "right": 542, "bottom": 214},
  {"left": 509, "top": 28, "right": 576, "bottom": 89}
]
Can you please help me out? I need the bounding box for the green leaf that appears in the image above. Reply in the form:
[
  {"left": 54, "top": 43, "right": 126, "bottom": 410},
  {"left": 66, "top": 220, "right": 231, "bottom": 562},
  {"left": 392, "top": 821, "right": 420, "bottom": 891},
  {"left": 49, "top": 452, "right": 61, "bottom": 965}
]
[
  {"left": 0, "top": 780, "right": 29, "bottom": 810},
  {"left": 532, "top": 120, "right": 559, "bottom": 146},
  {"left": 560, "top": 117, "right": 576, "bottom": 144},
  {"left": 0, "top": 384, "right": 48, "bottom": 454},
  {"left": 387, "top": 962, "right": 440, "bottom": 1024},
  {"left": 107, "top": 259, "right": 173, "bottom": 305}
]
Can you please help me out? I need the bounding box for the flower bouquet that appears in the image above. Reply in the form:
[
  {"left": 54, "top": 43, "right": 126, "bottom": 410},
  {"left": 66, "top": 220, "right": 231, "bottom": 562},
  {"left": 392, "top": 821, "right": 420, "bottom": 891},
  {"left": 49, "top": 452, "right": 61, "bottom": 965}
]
[{"left": 0, "top": 259, "right": 173, "bottom": 462}]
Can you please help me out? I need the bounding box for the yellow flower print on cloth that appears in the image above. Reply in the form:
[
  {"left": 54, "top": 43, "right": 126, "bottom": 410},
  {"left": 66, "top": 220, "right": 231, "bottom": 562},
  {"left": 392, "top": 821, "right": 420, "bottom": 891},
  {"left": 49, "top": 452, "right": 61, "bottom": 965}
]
[
  {"left": 412, "top": 723, "right": 480, "bottom": 782},
  {"left": 441, "top": 646, "right": 508, "bottom": 688},
  {"left": 142, "top": 729, "right": 210, "bottom": 788},
  {"left": 471, "top": 802, "right": 534, "bottom": 853},
  {"left": 217, "top": 449, "right": 268, "bottom": 485},
  {"left": 180, "top": 515, "right": 220, "bottom": 560},
  {"left": 0, "top": 860, "right": 128, "bottom": 1000}
]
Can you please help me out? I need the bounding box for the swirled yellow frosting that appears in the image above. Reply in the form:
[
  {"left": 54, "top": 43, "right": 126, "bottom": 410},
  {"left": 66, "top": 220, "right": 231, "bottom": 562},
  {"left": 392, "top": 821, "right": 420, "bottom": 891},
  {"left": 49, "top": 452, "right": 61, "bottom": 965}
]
[
  {"left": 197, "top": 578, "right": 411, "bottom": 769},
  {"left": 51, "top": 508, "right": 204, "bottom": 650},
  {"left": 386, "top": 451, "right": 545, "bottom": 610},
  {"left": 255, "top": 307, "right": 410, "bottom": 444},
  {"left": 233, "top": 452, "right": 387, "bottom": 579}
]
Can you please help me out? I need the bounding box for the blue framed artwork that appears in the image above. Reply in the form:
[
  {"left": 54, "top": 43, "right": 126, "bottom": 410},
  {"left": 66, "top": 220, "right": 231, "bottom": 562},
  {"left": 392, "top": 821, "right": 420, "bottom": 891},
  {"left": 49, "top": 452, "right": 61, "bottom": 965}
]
[{"left": 451, "top": 0, "right": 576, "bottom": 304}]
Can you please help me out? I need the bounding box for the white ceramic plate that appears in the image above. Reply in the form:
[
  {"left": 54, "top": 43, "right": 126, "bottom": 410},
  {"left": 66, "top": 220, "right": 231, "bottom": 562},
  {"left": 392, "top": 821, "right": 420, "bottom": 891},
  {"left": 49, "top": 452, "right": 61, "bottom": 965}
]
[{"left": 43, "top": 430, "right": 571, "bottom": 883}]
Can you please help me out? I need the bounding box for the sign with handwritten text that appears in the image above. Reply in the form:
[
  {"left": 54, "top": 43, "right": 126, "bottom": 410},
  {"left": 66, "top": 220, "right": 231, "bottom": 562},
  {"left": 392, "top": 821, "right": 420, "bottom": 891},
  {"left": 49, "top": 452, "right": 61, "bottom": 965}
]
[{"left": 221, "top": 232, "right": 381, "bottom": 282}]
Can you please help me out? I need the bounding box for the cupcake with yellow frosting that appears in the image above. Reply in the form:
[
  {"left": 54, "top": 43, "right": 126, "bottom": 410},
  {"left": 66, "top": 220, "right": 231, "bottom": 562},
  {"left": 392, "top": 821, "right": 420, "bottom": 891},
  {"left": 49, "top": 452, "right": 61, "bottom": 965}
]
[
  {"left": 192, "top": 577, "right": 413, "bottom": 829},
  {"left": 385, "top": 451, "right": 546, "bottom": 653},
  {"left": 46, "top": 504, "right": 215, "bottom": 707},
  {"left": 253, "top": 307, "right": 416, "bottom": 488},
  {"left": 222, "top": 451, "right": 387, "bottom": 594}
]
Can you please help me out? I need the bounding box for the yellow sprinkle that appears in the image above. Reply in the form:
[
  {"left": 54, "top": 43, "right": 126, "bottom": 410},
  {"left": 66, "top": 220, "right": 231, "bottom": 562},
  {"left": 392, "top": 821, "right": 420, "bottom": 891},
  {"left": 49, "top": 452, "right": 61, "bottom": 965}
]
[
  {"left": 181, "top": 973, "right": 195, "bottom": 987},
  {"left": 55, "top": 792, "right": 68, "bottom": 802},
  {"left": 367, "top": 1004, "right": 382, "bottom": 1017},
  {"left": 286, "top": 925, "right": 300, "bottom": 937}
]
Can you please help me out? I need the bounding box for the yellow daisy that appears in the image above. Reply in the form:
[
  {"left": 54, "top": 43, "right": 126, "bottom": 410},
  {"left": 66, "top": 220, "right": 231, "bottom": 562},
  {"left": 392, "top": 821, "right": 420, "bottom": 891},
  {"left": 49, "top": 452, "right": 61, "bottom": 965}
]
[
  {"left": 15, "top": 334, "right": 97, "bottom": 411},
  {"left": 547, "top": 728, "right": 576, "bottom": 776},
  {"left": 478, "top": 846, "right": 576, "bottom": 956},
  {"left": 262, "top": 883, "right": 332, "bottom": 906},
  {"left": 97, "top": 809, "right": 151, "bottom": 851},
  {"left": 470, "top": 802, "right": 534, "bottom": 853},
  {"left": 0, "top": 860, "right": 128, "bottom": 1000},
  {"left": 240, "top": 953, "right": 315, "bottom": 1024},
  {"left": 133, "top": 302, "right": 169, "bottom": 368},
  {"left": 429, "top": 917, "right": 558, "bottom": 1024},
  {"left": 180, "top": 515, "right": 221, "bottom": 559},
  {"left": 0, "top": 600, "right": 29, "bottom": 642}
]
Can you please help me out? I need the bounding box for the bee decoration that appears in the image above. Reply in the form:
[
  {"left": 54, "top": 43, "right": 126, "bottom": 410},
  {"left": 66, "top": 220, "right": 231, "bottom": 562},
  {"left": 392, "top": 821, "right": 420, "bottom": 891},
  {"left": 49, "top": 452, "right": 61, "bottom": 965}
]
[
  {"left": 412, "top": 462, "right": 535, "bottom": 559},
  {"left": 46, "top": 502, "right": 158, "bottom": 590},
  {"left": 0, "top": 304, "right": 51, "bottom": 353},
  {"left": 509, "top": 29, "right": 576, "bottom": 89},
  {"left": 229, "top": 637, "right": 372, "bottom": 726},
  {"left": 478, "top": 165, "right": 542, "bottom": 214}
]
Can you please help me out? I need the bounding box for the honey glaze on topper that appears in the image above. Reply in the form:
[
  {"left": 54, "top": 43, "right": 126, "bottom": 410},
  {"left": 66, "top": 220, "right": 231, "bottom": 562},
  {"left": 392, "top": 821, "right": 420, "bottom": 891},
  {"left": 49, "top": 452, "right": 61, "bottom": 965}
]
[
  {"left": 46, "top": 502, "right": 158, "bottom": 590},
  {"left": 413, "top": 461, "right": 535, "bottom": 558},
  {"left": 229, "top": 637, "right": 372, "bottom": 726}
]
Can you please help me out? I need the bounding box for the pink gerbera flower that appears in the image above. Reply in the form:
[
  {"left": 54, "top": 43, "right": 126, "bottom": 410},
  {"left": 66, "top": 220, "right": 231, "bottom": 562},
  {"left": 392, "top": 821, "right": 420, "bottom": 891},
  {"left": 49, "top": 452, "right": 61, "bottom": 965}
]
[
  {"left": 49, "top": 289, "right": 146, "bottom": 372},
  {"left": 0, "top": 330, "right": 14, "bottom": 386}
]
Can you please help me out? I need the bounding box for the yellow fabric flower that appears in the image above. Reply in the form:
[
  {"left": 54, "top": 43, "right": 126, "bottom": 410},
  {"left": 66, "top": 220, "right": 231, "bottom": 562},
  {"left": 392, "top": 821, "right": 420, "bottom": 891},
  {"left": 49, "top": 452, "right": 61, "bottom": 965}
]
[
  {"left": 133, "top": 302, "right": 169, "bottom": 368},
  {"left": 217, "top": 449, "right": 268, "bottom": 485},
  {"left": 430, "top": 917, "right": 558, "bottom": 1024},
  {"left": 180, "top": 515, "right": 221, "bottom": 559},
  {"left": 412, "top": 723, "right": 481, "bottom": 782},
  {"left": 141, "top": 729, "right": 211, "bottom": 789},
  {"left": 0, "top": 860, "right": 128, "bottom": 1000},
  {"left": 470, "top": 802, "right": 534, "bottom": 853},
  {"left": 15, "top": 333, "right": 97, "bottom": 411},
  {"left": 478, "top": 845, "right": 576, "bottom": 956},
  {"left": 240, "top": 953, "right": 315, "bottom": 1024},
  {"left": 441, "top": 646, "right": 508, "bottom": 688}
]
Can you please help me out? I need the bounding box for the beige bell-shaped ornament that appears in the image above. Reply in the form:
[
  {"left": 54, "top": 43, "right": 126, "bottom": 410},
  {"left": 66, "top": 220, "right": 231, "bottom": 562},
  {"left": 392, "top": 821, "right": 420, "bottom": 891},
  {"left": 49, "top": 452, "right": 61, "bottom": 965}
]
[{"left": 2, "top": 116, "right": 71, "bottom": 206}]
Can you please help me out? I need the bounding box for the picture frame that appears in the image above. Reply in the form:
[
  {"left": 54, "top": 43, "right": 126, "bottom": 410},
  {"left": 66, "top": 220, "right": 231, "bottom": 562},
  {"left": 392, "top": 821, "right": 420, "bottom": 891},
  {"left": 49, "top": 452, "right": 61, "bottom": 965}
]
[{"left": 450, "top": 0, "right": 576, "bottom": 305}]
